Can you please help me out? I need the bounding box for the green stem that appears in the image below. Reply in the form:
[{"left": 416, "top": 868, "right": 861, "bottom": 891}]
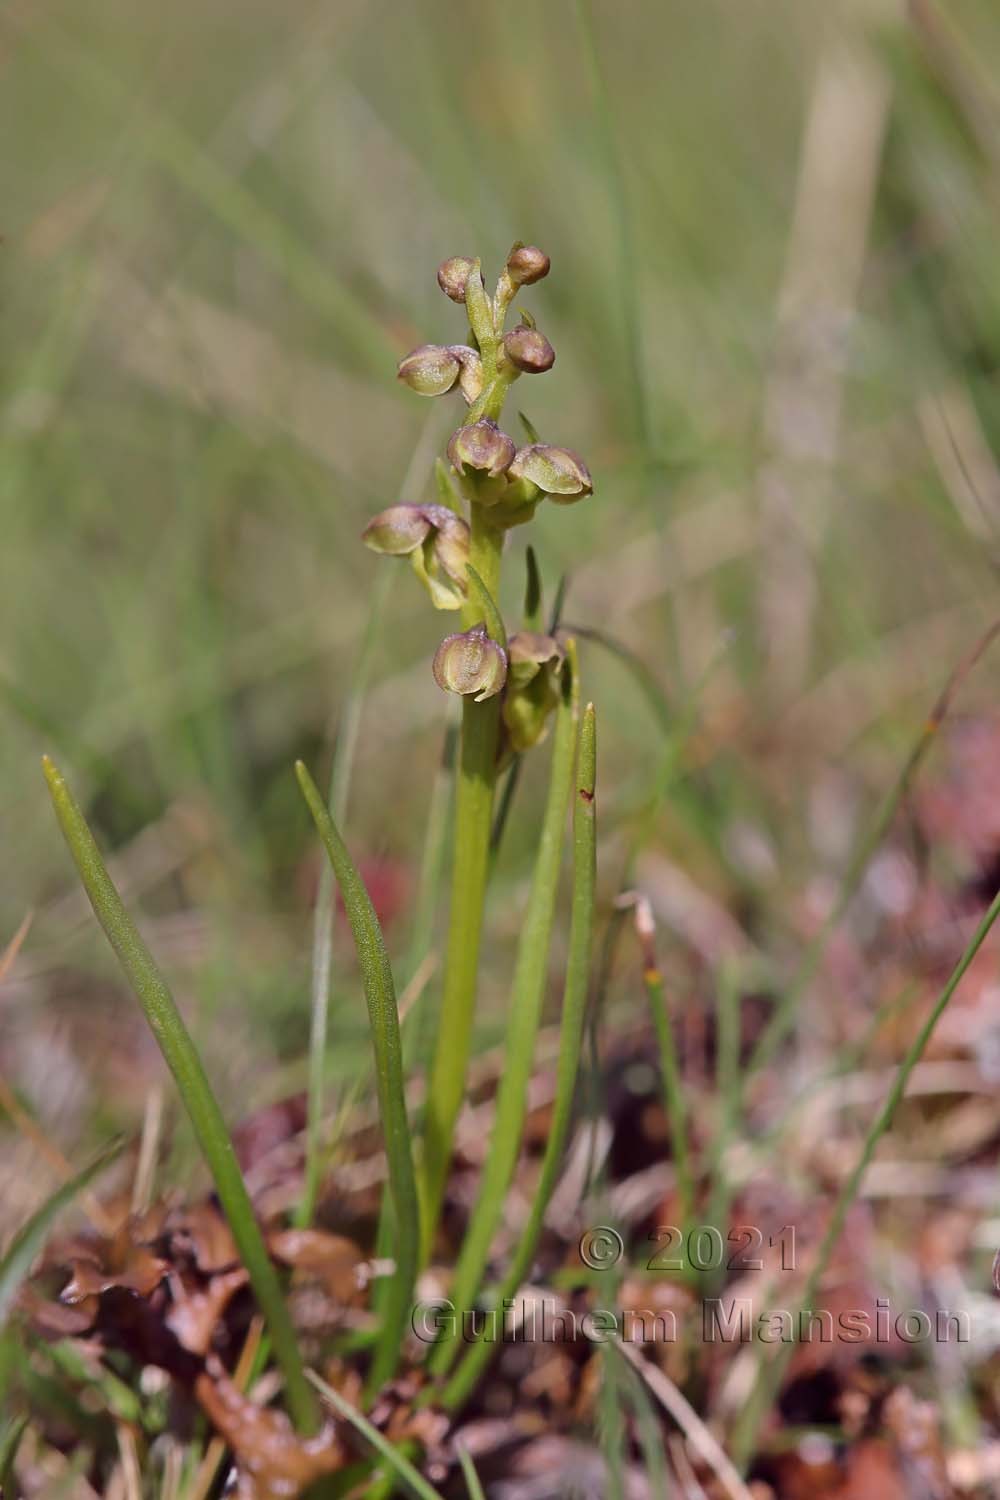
[
  {"left": 442, "top": 705, "right": 597, "bottom": 1410},
  {"left": 431, "top": 642, "right": 579, "bottom": 1376},
  {"left": 417, "top": 511, "right": 504, "bottom": 1258},
  {"left": 295, "top": 763, "right": 419, "bottom": 1398},
  {"left": 645, "top": 964, "right": 695, "bottom": 1231},
  {"left": 730, "top": 881, "right": 1000, "bottom": 1470},
  {"left": 42, "top": 758, "right": 319, "bottom": 1435}
]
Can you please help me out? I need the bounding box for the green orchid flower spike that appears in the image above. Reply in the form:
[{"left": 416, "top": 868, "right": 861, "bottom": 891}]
[{"left": 363, "top": 243, "right": 594, "bottom": 1252}]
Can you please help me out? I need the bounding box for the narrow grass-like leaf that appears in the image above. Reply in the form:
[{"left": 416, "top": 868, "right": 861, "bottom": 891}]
[
  {"left": 523, "top": 546, "right": 543, "bottom": 631},
  {"left": 597, "top": 1344, "right": 628, "bottom": 1500},
  {"left": 465, "top": 564, "right": 507, "bottom": 649},
  {"left": 443, "top": 704, "right": 597, "bottom": 1408},
  {"left": 456, "top": 1444, "right": 487, "bottom": 1500},
  {"left": 624, "top": 1365, "right": 671, "bottom": 1498},
  {"left": 730, "top": 880, "right": 1000, "bottom": 1471},
  {"left": 561, "top": 623, "right": 671, "bottom": 733},
  {"left": 0, "top": 1138, "right": 122, "bottom": 1328},
  {"left": 41, "top": 759, "right": 319, "bottom": 1435},
  {"left": 307, "top": 1370, "right": 446, "bottom": 1500},
  {"left": 0, "top": 1416, "right": 28, "bottom": 1493},
  {"left": 645, "top": 959, "right": 695, "bottom": 1232},
  {"left": 431, "top": 643, "right": 579, "bottom": 1375},
  {"left": 298, "top": 567, "right": 392, "bottom": 1230},
  {"left": 404, "top": 719, "right": 457, "bottom": 1071},
  {"left": 704, "top": 960, "right": 742, "bottom": 1284},
  {"left": 295, "top": 761, "right": 418, "bottom": 1396}
]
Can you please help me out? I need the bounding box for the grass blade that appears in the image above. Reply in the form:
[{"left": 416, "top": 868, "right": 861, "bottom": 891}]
[
  {"left": 0, "top": 1138, "right": 122, "bottom": 1328},
  {"left": 443, "top": 704, "right": 597, "bottom": 1409},
  {"left": 642, "top": 925, "right": 696, "bottom": 1232},
  {"left": 456, "top": 1444, "right": 487, "bottom": 1500},
  {"left": 0, "top": 1415, "right": 28, "bottom": 1492},
  {"left": 295, "top": 761, "right": 419, "bottom": 1396},
  {"left": 298, "top": 566, "right": 392, "bottom": 1230},
  {"left": 41, "top": 759, "right": 319, "bottom": 1435},
  {"left": 307, "top": 1370, "right": 446, "bottom": 1500},
  {"left": 431, "top": 643, "right": 579, "bottom": 1375},
  {"left": 730, "top": 880, "right": 1000, "bottom": 1470},
  {"left": 465, "top": 564, "right": 508, "bottom": 649}
]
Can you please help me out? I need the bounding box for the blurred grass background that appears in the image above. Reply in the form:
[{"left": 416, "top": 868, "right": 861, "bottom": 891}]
[{"left": 3, "top": 0, "right": 1000, "bottom": 1170}]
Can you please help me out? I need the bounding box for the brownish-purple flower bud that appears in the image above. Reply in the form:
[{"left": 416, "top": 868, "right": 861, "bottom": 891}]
[
  {"left": 362, "top": 503, "right": 469, "bottom": 610},
  {"left": 437, "top": 256, "right": 477, "bottom": 303},
  {"left": 508, "top": 444, "right": 592, "bottom": 501},
  {"left": 447, "top": 419, "right": 516, "bottom": 479},
  {"left": 503, "top": 326, "right": 555, "bottom": 374},
  {"left": 502, "top": 632, "right": 566, "bottom": 753},
  {"left": 397, "top": 344, "right": 461, "bottom": 397},
  {"left": 506, "top": 245, "right": 550, "bottom": 287},
  {"left": 432, "top": 624, "right": 507, "bottom": 701}
]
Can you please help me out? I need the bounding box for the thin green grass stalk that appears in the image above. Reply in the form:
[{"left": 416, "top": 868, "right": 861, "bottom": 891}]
[
  {"left": 417, "top": 513, "right": 504, "bottom": 1258},
  {"left": 561, "top": 623, "right": 671, "bottom": 734},
  {"left": 704, "top": 960, "right": 742, "bottom": 1272},
  {"left": 644, "top": 960, "right": 695, "bottom": 1231},
  {"left": 489, "top": 754, "right": 522, "bottom": 859},
  {"left": 747, "top": 618, "right": 1000, "bottom": 1080},
  {"left": 295, "top": 763, "right": 419, "bottom": 1397},
  {"left": 753, "top": 979, "right": 919, "bottom": 1164},
  {"left": 306, "top": 1371, "right": 446, "bottom": 1500},
  {"left": 0, "top": 1139, "right": 122, "bottom": 1328},
  {"left": 730, "top": 881, "right": 1000, "bottom": 1471},
  {"left": 0, "top": 1417, "right": 28, "bottom": 1495},
  {"left": 443, "top": 705, "right": 596, "bottom": 1409},
  {"left": 298, "top": 567, "right": 393, "bottom": 1231},
  {"left": 430, "top": 642, "right": 580, "bottom": 1376},
  {"left": 597, "top": 1342, "right": 629, "bottom": 1500},
  {"left": 625, "top": 1365, "right": 671, "bottom": 1498},
  {"left": 456, "top": 1446, "right": 488, "bottom": 1500},
  {"left": 372, "top": 724, "right": 456, "bottom": 1321},
  {"left": 405, "top": 720, "right": 457, "bottom": 1068},
  {"left": 572, "top": 0, "right": 650, "bottom": 456},
  {"left": 41, "top": 759, "right": 320, "bottom": 1435}
]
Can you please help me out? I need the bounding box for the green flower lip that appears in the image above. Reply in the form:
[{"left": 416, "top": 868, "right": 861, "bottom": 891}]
[
  {"left": 508, "top": 444, "right": 592, "bottom": 499},
  {"left": 397, "top": 343, "right": 461, "bottom": 396}
]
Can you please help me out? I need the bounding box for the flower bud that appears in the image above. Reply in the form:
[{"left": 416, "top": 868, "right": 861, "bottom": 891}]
[
  {"left": 502, "top": 327, "right": 555, "bottom": 374},
  {"left": 502, "top": 632, "right": 565, "bottom": 753},
  {"left": 362, "top": 504, "right": 433, "bottom": 556},
  {"left": 397, "top": 344, "right": 461, "bottom": 397},
  {"left": 433, "top": 624, "right": 507, "bottom": 701},
  {"left": 508, "top": 444, "right": 592, "bottom": 501},
  {"left": 437, "top": 256, "right": 476, "bottom": 303},
  {"left": 363, "top": 503, "right": 469, "bottom": 610},
  {"left": 506, "top": 245, "right": 550, "bottom": 287},
  {"left": 447, "top": 419, "right": 516, "bottom": 479}
]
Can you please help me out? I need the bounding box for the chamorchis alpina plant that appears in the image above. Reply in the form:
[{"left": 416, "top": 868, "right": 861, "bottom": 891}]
[
  {"left": 22, "top": 245, "right": 1000, "bottom": 1497},
  {"left": 362, "top": 244, "right": 593, "bottom": 1257},
  {"left": 32, "top": 242, "right": 600, "bottom": 1477}
]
